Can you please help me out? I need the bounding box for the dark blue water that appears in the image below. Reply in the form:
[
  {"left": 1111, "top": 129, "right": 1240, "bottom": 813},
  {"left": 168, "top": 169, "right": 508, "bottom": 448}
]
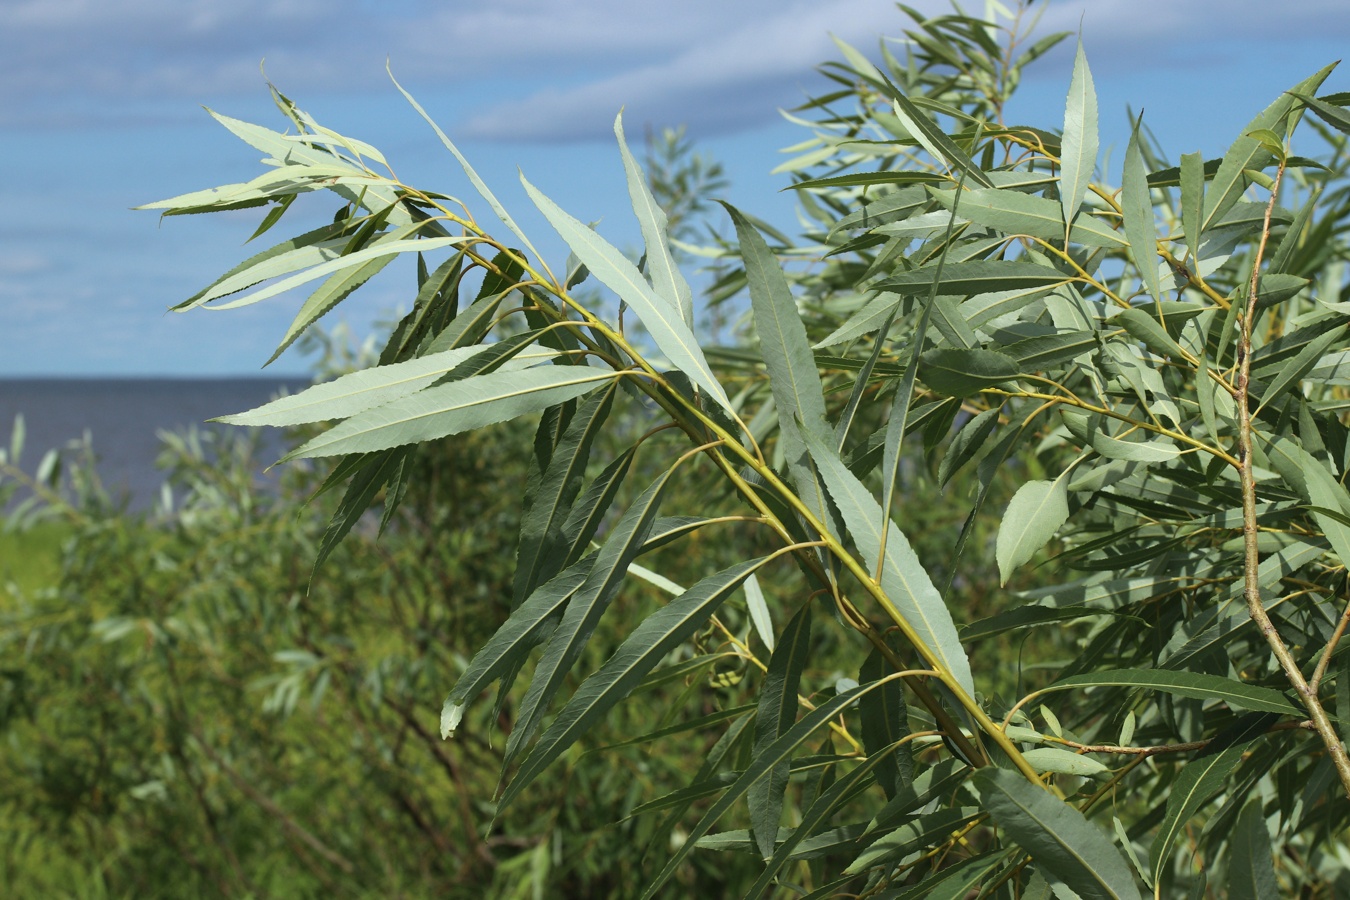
[{"left": 0, "top": 378, "right": 309, "bottom": 511}]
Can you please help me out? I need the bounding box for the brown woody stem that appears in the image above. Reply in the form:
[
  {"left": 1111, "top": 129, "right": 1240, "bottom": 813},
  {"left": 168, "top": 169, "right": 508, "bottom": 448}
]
[{"left": 1235, "top": 158, "right": 1350, "bottom": 800}]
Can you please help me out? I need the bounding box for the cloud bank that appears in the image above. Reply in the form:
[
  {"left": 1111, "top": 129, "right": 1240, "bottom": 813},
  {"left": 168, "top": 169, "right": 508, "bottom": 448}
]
[{"left": 4, "top": 0, "right": 1349, "bottom": 138}]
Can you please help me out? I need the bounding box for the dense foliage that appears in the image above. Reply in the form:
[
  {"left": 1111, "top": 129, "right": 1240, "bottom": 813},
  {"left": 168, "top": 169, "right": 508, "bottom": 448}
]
[{"left": 10, "top": 1, "right": 1350, "bottom": 896}]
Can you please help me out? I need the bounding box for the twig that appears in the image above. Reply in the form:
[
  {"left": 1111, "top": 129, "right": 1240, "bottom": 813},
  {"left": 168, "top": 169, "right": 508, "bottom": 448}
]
[
  {"left": 1311, "top": 586, "right": 1350, "bottom": 692},
  {"left": 1235, "top": 157, "right": 1350, "bottom": 800}
]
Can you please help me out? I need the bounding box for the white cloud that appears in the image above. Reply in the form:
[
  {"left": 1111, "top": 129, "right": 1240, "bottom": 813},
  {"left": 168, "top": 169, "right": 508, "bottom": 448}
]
[{"left": 4, "top": 0, "right": 1349, "bottom": 137}]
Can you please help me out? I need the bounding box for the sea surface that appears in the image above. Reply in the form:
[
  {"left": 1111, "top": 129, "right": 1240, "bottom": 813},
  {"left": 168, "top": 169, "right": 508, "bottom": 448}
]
[{"left": 0, "top": 378, "right": 310, "bottom": 512}]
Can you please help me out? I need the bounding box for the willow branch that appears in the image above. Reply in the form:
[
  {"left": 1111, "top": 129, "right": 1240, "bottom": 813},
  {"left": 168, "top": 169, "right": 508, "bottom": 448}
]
[{"left": 1236, "top": 157, "right": 1350, "bottom": 800}]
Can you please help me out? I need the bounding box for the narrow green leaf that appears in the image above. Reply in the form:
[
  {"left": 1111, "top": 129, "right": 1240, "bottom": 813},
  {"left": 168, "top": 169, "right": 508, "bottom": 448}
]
[
  {"left": 1255, "top": 325, "right": 1344, "bottom": 411},
  {"left": 1228, "top": 800, "right": 1278, "bottom": 900},
  {"left": 744, "top": 743, "right": 917, "bottom": 897},
  {"left": 975, "top": 767, "right": 1141, "bottom": 900},
  {"left": 845, "top": 808, "right": 980, "bottom": 873},
  {"left": 285, "top": 366, "right": 618, "bottom": 460},
  {"left": 206, "top": 236, "right": 466, "bottom": 310},
  {"left": 749, "top": 603, "right": 813, "bottom": 860},
  {"left": 1265, "top": 435, "right": 1350, "bottom": 567},
  {"left": 920, "top": 348, "right": 1021, "bottom": 398},
  {"left": 1201, "top": 64, "right": 1336, "bottom": 233},
  {"left": 1114, "top": 307, "right": 1187, "bottom": 360},
  {"left": 881, "top": 261, "right": 1070, "bottom": 296},
  {"left": 167, "top": 225, "right": 345, "bottom": 311},
  {"left": 310, "top": 448, "right": 409, "bottom": 578},
  {"left": 267, "top": 254, "right": 395, "bottom": 364},
  {"left": 926, "top": 187, "right": 1126, "bottom": 248},
  {"left": 1007, "top": 330, "right": 1098, "bottom": 369},
  {"left": 961, "top": 605, "right": 1137, "bottom": 642},
  {"left": 513, "top": 383, "right": 617, "bottom": 605},
  {"left": 802, "top": 429, "right": 975, "bottom": 697},
  {"left": 388, "top": 69, "right": 544, "bottom": 264},
  {"left": 1022, "top": 748, "right": 1109, "bottom": 777},
  {"left": 1123, "top": 118, "right": 1162, "bottom": 303},
  {"left": 1149, "top": 746, "right": 1246, "bottom": 886},
  {"left": 523, "top": 176, "right": 732, "bottom": 413},
  {"left": 996, "top": 472, "right": 1071, "bottom": 585},
  {"left": 503, "top": 470, "right": 674, "bottom": 767},
  {"left": 560, "top": 448, "right": 636, "bottom": 567},
  {"left": 744, "top": 575, "right": 774, "bottom": 653},
  {"left": 814, "top": 291, "right": 901, "bottom": 349},
  {"left": 616, "top": 112, "right": 694, "bottom": 327},
  {"left": 888, "top": 87, "right": 994, "bottom": 188},
  {"left": 500, "top": 557, "right": 768, "bottom": 810},
  {"left": 1060, "top": 38, "right": 1099, "bottom": 236},
  {"left": 440, "top": 558, "right": 594, "bottom": 737},
  {"left": 217, "top": 344, "right": 497, "bottom": 427},
  {"left": 723, "top": 201, "right": 833, "bottom": 525},
  {"left": 883, "top": 851, "right": 1006, "bottom": 900},
  {"left": 638, "top": 678, "right": 898, "bottom": 900},
  {"left": 938, "top": 406, "right": 1000, "bottom": 488},
  {"left": 1180, "top": 151, "right": 1206, "bottom": 263},
  {"left": 858, "top": 643, "right": 912, "bottom": 800},
  {"left": 1044, "top": 669, "right": 1299, "bottom": 717},
  {"left": 1291, "top": 89, "right": 1350, "bottom": 134}
]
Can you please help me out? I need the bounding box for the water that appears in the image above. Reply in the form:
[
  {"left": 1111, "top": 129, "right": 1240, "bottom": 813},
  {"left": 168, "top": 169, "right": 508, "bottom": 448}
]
[{"left": 0, "top": 378, "right": 309, "bottom": 511}]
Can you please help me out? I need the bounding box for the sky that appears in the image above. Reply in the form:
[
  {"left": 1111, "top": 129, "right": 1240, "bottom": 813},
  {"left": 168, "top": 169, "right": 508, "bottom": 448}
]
[{"left": 4, "top": 0, "right": 1350, "bottom": 377}]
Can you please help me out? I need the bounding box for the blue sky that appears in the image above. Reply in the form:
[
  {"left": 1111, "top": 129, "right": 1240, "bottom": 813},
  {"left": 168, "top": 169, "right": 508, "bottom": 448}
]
[{"left": 4, "top": 0, "right": 1350, "bottom": 376}]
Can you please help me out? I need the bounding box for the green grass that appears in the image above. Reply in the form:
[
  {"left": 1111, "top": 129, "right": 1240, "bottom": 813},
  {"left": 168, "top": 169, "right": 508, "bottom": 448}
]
[{"left": 0, "top": 521, "right": 67, "bottom": 599}]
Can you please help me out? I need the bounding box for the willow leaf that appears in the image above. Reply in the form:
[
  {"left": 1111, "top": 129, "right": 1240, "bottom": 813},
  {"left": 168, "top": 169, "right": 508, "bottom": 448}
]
[
  {"left": 1060, "top": 38, "right": 1099, "bottom": 237},
  {"left": 638, "top": 678, "right": 896, "bottom": 900},
  {"left": 744, "top": 742, "right": 910, "bottom": 897},
  {"left": 927, "top": 186, "right": 1124, "bottom": 248},
  {"left": 1264, "top": 435, "right": 1350, "bottom": 567},
  {"left": 217, "top": 344, "right": 492, "bottom": 427},
  {"left": 616, "top": 112, "right": 694, "bottom": 327},
  {"left": 389, "top": 70, "right": 544, "bottom": 264},
  {"left": 1229, "top": 800, "right": 1278, "bottom": 900},
  {"left": 1180, "top": 151, "right": 1205, "bottom": 263},
  {"left": 440, "top": 558, "right": 594, "bottom": 738},
  {"left": 744, "top": 574, "right": 774, "bottom": 653},
  {"left": 503, "top": 470, "right": 673, "bottom": 766},
  {"left": 513, "top": 383, "right": 618, "bottom": 605},
  {"left": 938, "top": 406, "right": 1000, "bottom": 488},
  {"left": 882, "top": 261, "right": 1070, "bottom": 296},
  {"left": 170, "top": 232, "right": 348, "bottom": 311},
  {"left": 1201, "top": 64, "right": 1335, "bottom": 233},
  {"left": 1045, "top": 670, "right": 1299, "bottom": 717},
  {"left": 920, "top": 348, "right": 1021, "bottom": 398},
  {"left": 888, "top": 88, "right": 994, "bottom": 188},
  {"left": 749, "top": 603, "right": 813, "bottom": 860},
  {"left": 846, "top": 808, "right": 981, "bottom": 874},
  {"left": 284, "top": 366, "right": 618, "bottom": 460},
  {"left": 1123, "top": 118, "right": 1162, "bottom": 303},
  {"left": 802, "top": 429, "right": 975, "bottom": 697},
  {"left": 561, "top": 448, "right": 637, "bottom": 567},
  {"left": 1149, "top": 745, "right": 1246, "bottom": 886},
  {"left": 1114, "top": 308, "right": 1186, "bottom": 360},
  {"left": 208, "top": 236, "right": 466, "bottom": 310},
  {"left": 522, "top": 176, "right": 732, "bottom": 413},
  {"left": 499, "top": 557, "right": 767, "bottom": 812},
  {"left": 814, "top": 291, "right": 901, "bottom": 349},
  {"left": 724, "top": 201, "right": 832, "bottom": 523},
  {"left": 858, "top": 642, "right": 912, "bottom": 800},
  {"left": 975, "top": 768, "right": 1141, "bottom": 900},
  {"left": 996, "top": 472, "right": 1071, "bottom": 585}
]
